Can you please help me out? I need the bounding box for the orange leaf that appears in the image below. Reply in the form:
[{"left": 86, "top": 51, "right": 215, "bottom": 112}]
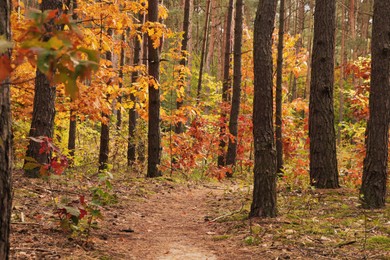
[{"left": 0, "top": 55, "right": 12, "bottom": 82}]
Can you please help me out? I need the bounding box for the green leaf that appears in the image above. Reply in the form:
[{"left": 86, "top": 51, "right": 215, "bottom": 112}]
[{"left": 24, "top": 162, "right": 40, "bottom": 170}]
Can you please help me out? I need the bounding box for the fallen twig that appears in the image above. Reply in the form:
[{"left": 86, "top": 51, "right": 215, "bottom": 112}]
[{"left": 337, "top": 240, "right": 357, "bottom": 248}]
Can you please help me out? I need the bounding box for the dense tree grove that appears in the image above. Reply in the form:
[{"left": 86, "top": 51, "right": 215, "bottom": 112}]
[{"left": 0, "top": 0, "right": 389, "bottom": 257}]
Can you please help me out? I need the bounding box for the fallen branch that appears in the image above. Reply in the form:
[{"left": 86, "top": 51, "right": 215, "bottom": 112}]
[
  {"left": 337, "top": 241, "right": 357, "bottom": 248},
  {"left": 11, "top": 222, "right": 41, "bottom": 226},
  {"left": 211, "top": 202, "right": 245, "bottom": 222}
]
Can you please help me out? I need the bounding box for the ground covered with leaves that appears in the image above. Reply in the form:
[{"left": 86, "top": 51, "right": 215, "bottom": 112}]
[{"left": 10, "top": 170, "right": 390, "bottom": 259}]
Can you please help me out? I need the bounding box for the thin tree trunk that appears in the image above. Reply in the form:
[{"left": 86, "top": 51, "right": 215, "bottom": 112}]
[
  {"left": 305, "top": 0, "right": 314, "bottom": 99},
  {"left": 98, "top": 28, "right": 113, "bottom": 171},
  {"left": 205, "top": 0, "right": 216, "bottom": 72},
  {"left": 217, "top": 0, "right": 234, "bottom": 167},
  {"left": 196, "top": 0, "right": 211, "bottom": 104},
  {"left": 275, "top": 0, "right": 285, "bottom": 174},
  {"left": 250, "top": 0, "right": 278, "bottom": 218},
  {"left": 309, "top": 0, "right": 339, "bottom": 188},
  {"left": 338, "top": 2, "right": 346, "bottom": 144},
  {"left": 360, "top": 0, "right": 390, "bottom": 209},
  {"left": 25, "top": 0, "right": 62, "bottom": 178},
  {"left": 147, "top": 0, "right": 162, "bottom": 177},
  {"left": 117, "top": 31, "right": 126, "bottom": 130},
  {"left": 0, "top": 0, "right": 12, "bottom": 257},
  {"left": 225, "top": 0, "right": 243, "bottom": 175},
  {"left": 128, "top": 24, "right": 142, "bottom": 166},
  {"left": 175, "top": 0, "right": 192, "bottom": 134},
  {"left": 68, "top": 0, "right": 78, "bottom": 163}
]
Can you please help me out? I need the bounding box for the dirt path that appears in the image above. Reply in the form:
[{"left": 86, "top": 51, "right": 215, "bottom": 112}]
[
  {"left": 119, "top": 184, "right": 220, "bottom": 259},
  {"left": 13, "top": 174, "right": 388, "bottom": 259}
]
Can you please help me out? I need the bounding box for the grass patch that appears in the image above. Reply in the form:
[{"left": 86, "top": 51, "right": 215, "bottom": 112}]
[{"left": 366, "top": 236, "right": 390, "bottom": 251}]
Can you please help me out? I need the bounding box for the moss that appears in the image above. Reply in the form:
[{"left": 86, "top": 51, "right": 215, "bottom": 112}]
[
  {"left": 244, "top": 236, "right": 261, "bottom": 246},
  {"left": 212, "top": 235, "right": 230, "bottom": 241},
  {"left": 366, "top": 236, "right": 390, "bottom": 250}
]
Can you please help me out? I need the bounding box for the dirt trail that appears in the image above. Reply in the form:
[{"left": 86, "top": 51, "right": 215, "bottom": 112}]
[{"left": 109, "top": 184, "right": 222, "bottom": 259}]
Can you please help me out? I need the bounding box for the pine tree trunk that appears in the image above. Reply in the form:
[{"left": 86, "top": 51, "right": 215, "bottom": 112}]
[
  {"left": 175, "top": 0, "right": 191, "bottom": 134},
  {"left": 128, "top": 24, "right": 141, "bottom": 166},
  {"left": 217, "top": 0, "right": 234, "bottom": 167},
  {"left": 275, "top": 0, "right": 285, "bottom": 174},
  {"left": 98, "top": 28, "right": 113, "bottom": 171},
  {"left": 225, "top": 0, "right": 243, "bottom": 174},
  {"left": 24, "top": 0, "right": 62, "bottom": 178},
  {"left": 196, "top": 0, "right": 211, "bottom": 104},
  {"left": 309, "top": 0, "right": 339, "bottom": 188},
  {"left": 117, "top": 31, "right": 125, "bottom": 130},
  {"left": 338, "top": 2, "right": 346, "bottom": 144},
  {"left": 147, "top": 0, "right": 162, "bottom": 177},
  {"left": 68, "top": 0, "right": 78, "bottom": 164},
  {"left": 0, "top": 0, "right": 12, "bottom": 257},
  {"left": 250, "top": 0, "right": 278, "bottom": 218},
  {"left": 360, "top": 0, "right": 390, "bottom": 209}
]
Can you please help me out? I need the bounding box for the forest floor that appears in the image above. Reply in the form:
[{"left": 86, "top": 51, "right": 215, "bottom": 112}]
[{"left": 10, "top": 170, "right": 390, "bottom": 259}]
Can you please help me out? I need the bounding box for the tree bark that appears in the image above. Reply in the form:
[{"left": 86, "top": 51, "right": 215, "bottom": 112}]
[
  {"left": 175, "top": 0, "right": 192, "bottom": 134},
  {"left": 360, "top": 0, "right": 390, "bottom": 209},
  {"left": 225, "top": 0, "right": 243, "bottom": 175},
  {"left": 147, "top": 0, "right": 162, "bottom": 177},
  {"left": 68, "top": 0, "right": 78, "bottom": 163},
  {"left": 25, "top": 0, "right": 62, "bottom": 178},
  {"left": 116, "top": 31, "right": 126, "bottom": 130},
  {"left": 309, "top": 0, "right": 339, "bottom": 188},
  {"left": 338, "top": 2, "right": 346, "bottom": 144},
  {"left": 217, "top": 0, "right": 234, "bottom": 167},
  {"left": 275, "top": 0, "right": 285, "bottom": 174},
  {"left": 196, "top": 0, "right": 211, "bottom": 104},
  {"left": 250, "top": 0, "right": 278, "bottom": 218},
  {"left": 128, "top": 23, "right": 142, "bottom": 166},
  {"left": 0, "top": 0, "right": 12, "bottom": 257},
  {"left": 98, "top": 28, "right": 113, "bottom": 171}
]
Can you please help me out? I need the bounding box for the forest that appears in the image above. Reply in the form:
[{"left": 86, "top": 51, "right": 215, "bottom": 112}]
[{"left": 0, "top": 0, "right": 390, "bottom": 259}]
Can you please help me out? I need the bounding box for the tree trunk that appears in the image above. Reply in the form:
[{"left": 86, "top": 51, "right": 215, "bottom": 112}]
[
  {"left": 98, "top": 28, "right": 113, "bottom": 171},
  {"left": 225, "top": 0, "right": 243, "bottom": 174},
  {"left": 128, "top": 25, "right": 142, "bottom": 166},
  {"left": 305, "top": 0, "right": 314, "bottom": 99},
  {"left": 0, "top": 0, "right": 12, "bottom": 257},
  {"left": 116, "top": 31, "right": 126, "bottom": 130},
  {"left": 360, "top": 0, "right": 390, "bottom": 209},
  {"left": 68, "top": 0, "right": 78, "bottom": 163},
  {"left": 24, "top": 0, "right": 62, "bottom": 178},
  {"left": 217, "top": 0, "right": 234, "bottom": 167},
  {"left": 250, "top": 0, "right": 278, "bottom": 218},
  {"left": 338, "top": 2, "right": 346, "bottom": 144},
  {"left": 309, "top": 0, "right": 339, "bottom": 188},
  {"left": 175, "top": 0, "right": 192, "bottom": 134},
  {"left": 147, "top": 0, "right": 162, "bottom": 177},
  {"left": 196, "top": 0, "right": 211, "bottom": 104},
  {"left": 275, "top": 0, "right": 285, "bottom": 174}
]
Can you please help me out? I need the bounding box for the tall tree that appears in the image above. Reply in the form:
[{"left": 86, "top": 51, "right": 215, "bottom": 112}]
[
  {"left": 98, "top": 28, "right": 113, "bottom": 171},
  {"left": 128, "top": 24, "right": 142, "bottom": 166},
  {"left": 175, "top": 0, "right": 192, "bottom": 134},
  {"left": 217, "top": 0, "right": 234, "bottom": 167},
  {"left": 0, "top": 0, "right": 12, "bottom": 257},
  {"left": 250, "top": 0, "right": 278, "bottom": 218},
  {"left": 147, "top": 0, "right": 162, "bottom": 177},
  {"left": 225, "top": 0, "right": 243, "bottom": 174},
  {"left": 116, "top": 31, "right": 126, "bottom": 129},
  {"left": 196, "top": 0, "right": 211, "bottom": 103},
  {"left": 309, "top": 0, "right": 339, "bottom": 188},
  {"left": 24, "top": 0, "right": 62, "bottom": 178},
  {"left": 275, "top": 0, "right": 285, "bottom": 174},
  {"left": 68, "top": 0, "right": 78, "bottom": 163},
  {"left": 360, "top": 0, "right": 390, "bottom": 209}
]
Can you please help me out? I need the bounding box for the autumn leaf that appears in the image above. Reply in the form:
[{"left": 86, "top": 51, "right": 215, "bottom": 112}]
[{"left": 0, "top": 55, "right": 12, "bottom": 82}]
